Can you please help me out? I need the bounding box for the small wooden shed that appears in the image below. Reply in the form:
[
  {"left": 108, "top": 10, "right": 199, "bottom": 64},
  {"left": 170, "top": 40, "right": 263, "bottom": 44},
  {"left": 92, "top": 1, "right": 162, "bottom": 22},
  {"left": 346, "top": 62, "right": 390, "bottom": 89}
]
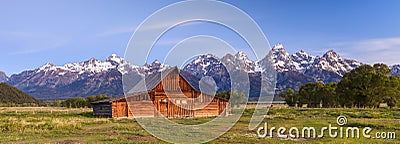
[
  {"left": 91, "top": 97, "right": 133, "bottom": 118},
  {"left": 91, "top": 67, "right": 229, "bottom": 118}
]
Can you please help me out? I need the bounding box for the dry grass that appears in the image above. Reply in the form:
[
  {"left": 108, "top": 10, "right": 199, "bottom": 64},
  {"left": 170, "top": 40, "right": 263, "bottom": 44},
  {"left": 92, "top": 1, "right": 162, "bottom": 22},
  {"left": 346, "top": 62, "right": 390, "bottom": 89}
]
[{"left": 0, "top": 107, "right": 398, "bottom": 143}]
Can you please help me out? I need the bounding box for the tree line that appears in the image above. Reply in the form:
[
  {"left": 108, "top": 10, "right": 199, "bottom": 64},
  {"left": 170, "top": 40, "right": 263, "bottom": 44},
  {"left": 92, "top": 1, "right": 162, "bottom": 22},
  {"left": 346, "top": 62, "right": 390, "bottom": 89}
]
[
  {"left": 51, "top": 94, "right": 109, "bottom": 108},
  {"left": 280, "top": 63, "right": 400, "bottom": 108}
]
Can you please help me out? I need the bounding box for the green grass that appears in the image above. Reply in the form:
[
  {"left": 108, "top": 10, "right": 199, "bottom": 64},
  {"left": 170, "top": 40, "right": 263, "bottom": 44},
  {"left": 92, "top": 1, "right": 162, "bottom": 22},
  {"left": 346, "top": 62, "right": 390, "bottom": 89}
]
[{"left": 0, "top": 107, "right": 399, "bottom": 143}]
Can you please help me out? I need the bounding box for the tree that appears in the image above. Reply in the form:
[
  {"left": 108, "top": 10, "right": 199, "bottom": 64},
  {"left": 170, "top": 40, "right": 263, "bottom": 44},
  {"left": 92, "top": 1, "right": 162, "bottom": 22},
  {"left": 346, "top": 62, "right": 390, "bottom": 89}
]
[
  {"left": 383, "top": 76, "right": 400, "bottom": 108},
  {"left": 60, "top": 94, "right": 110, "bottom": 108},
  {"left": 297, "top": 82, "right": 324, "bottom": 108},
  {"left": 320, "top": 82, "right": 338, "bottom": 108},
  {"left": 52, "top": 100, "right": 62, "bottom": 107},
  {"left": 216, "top": 91, "right": 245, "bottom": 108},
  {"left": 279, "top": 88, "right": 297, "bottom": 107},
  {"left": 373, "top": 63, "right": 392, "bottom": 76},
  {"left": 336, "top": 64, "right": 396, "bottom": 108}
]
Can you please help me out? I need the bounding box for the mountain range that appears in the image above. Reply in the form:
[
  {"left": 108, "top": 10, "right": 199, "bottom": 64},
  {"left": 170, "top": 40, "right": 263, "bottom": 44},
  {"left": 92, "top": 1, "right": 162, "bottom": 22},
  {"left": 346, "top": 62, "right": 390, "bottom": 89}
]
[{"left": 1, "top": 43, "right": 399, "bottom": 100}]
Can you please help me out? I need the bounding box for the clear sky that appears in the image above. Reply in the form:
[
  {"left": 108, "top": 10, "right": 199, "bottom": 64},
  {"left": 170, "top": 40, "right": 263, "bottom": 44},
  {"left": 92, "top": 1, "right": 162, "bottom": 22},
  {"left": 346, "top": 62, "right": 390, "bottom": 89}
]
[{"left": 1, "top": 0, "right": 400, "bottom": 75}]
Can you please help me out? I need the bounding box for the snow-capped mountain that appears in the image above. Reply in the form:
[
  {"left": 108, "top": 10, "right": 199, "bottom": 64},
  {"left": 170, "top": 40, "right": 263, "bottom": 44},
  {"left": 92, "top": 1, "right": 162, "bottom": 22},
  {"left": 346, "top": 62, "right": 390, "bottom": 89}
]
[
  {"left": 308, "top": 50, "right": 362, "bottom": 77},
  {"left": 269, "top": 43, "right": 362, "bottom": 77},
  {"left": 183, "top": 54, "right": 226, "bottom": 76},
  {"left": 270, "top": 43, "right": 297, "bottom": 72},
  {"left": 0, "top": 71, "right": 7, "bottom": 82},
  {"left": 221, "top": 51, "right": 258, "bottom": 73},
  {"left": 183, "top": 54, "right": 231, "bottom": 93},
  {"left": 391, "top": 65, "right": 400, "bottom": 76},
  {"left": 7, "top": 54, "right": 169, "bottom": 99},
  {"left": 291, "top": 50, "right": 316, "bottom": 72},
  {"left": 181, "top": 43, "right": 363, "bottom": 97},
  {"left": 4, "top": 43, "right": 399, "bottom": 99}
]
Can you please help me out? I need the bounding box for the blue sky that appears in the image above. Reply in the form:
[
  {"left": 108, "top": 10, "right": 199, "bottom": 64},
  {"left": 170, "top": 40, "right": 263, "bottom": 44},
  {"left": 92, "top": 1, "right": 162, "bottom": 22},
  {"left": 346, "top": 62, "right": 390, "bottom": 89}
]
[{"left": 1, "top": 0, "right": 400, "bottom": 75}]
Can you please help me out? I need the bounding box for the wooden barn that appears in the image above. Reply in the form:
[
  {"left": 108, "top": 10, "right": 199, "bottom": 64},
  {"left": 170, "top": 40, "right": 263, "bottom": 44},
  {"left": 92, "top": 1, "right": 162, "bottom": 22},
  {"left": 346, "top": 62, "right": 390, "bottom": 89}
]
[{"left": 91, "top": 67, "right": 229, "bottom": 118}]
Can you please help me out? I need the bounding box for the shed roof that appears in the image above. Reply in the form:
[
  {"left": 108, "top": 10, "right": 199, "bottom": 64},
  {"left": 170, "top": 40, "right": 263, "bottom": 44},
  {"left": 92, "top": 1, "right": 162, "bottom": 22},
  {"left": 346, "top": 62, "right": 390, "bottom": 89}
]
[{"left": 90, "top": 96, "right": 125, "bottom": 104}]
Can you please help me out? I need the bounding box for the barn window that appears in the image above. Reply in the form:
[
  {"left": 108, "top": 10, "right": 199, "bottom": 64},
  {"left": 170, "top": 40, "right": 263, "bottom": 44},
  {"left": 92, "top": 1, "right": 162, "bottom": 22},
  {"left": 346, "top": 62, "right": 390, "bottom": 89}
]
[
  {"left": 143, "top": 95, "right": 148, "bottom": 100},
  {"left": 136, "top": 96, "right": 140, "bottom": 101}
]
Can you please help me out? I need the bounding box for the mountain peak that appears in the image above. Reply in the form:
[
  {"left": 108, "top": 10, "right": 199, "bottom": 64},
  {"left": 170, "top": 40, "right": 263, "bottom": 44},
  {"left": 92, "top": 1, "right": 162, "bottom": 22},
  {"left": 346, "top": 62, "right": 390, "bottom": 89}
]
[
  {"left": 322, "top": 50, "right": 341, "bottom": 61},
  {"left": 38, "top": 62, "right": 55, "bottom": 71},
  {"left": 152, "top": 59, "right": 161, "bottom": 64},
  {"left": 272, "top": 43, "right": 284, "bottom": 50},
  {"left": 235, "top": 51, "right": 250, "bottom": 60},
  {"left": 294, "top": 50, "right": 314, "bottom": 57},
  {"left": 236, "top": 51, "right": 246, "bottom": 56},
  {"left": 45, "top": 62, "right": 55, "bottom": 66},
  {"left": 106, "top": 54, "right": 124, "bottom": 64},
  {"left": 0, "top": 71, "right": 8, "bottom": 82},
  {"left": 108, "top": 54, "right": 120, "bottom": 59},
  {"left": 297, "top": 50, "right": 307, "bottom": 55},
  {"left": 291, "top": 50, "right": 316, "bottom": 72},
  {"left": 324, "top": 49, "right": 337, "bottom": 55}
]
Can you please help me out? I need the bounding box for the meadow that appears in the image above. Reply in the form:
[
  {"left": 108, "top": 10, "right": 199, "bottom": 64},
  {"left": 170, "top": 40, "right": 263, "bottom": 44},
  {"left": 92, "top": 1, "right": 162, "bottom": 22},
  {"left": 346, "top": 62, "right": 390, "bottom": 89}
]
[{"left": 0, "top": 106, "right": 399, "bottom": 143}]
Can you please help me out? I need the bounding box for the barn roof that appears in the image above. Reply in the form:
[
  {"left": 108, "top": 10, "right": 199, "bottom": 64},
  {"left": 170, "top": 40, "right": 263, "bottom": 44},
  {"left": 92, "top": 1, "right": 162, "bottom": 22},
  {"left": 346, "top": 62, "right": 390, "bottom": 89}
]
[
  {"left": 90, "top": 67, "right": 228, "bottom": 105},
  {"left": 126, "top": 67, "right": 215, "bottom": 95}
]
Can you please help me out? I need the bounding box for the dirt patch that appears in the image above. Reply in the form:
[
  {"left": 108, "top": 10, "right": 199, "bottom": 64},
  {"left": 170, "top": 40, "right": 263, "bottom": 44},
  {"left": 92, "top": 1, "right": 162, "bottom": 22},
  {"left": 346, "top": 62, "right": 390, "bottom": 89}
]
[
  {"left": 57, "top": 140, "right": 82, "bottom": 144},
  {"left": 73, "top": 132, "right": 83, "bottom": 136},
  {"left": 127, "top": 136, "right": 158, "bottom": 142},
  {"left": 107, "top": 132, "right": 119, "bottom": 136}
]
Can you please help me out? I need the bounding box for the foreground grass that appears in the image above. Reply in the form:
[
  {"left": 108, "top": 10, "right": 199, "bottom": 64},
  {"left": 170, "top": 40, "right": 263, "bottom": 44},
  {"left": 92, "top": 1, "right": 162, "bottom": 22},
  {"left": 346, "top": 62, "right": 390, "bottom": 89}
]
[{"left": 0, "top": 107, "right": 399, "bottom": 143}]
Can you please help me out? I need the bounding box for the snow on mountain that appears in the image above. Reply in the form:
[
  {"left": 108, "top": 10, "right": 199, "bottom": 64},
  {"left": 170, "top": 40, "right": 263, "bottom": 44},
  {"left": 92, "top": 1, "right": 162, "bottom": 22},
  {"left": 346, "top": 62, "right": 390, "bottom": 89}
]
[
  {"left": 32, "top": 54, "right": 168, "bottom": 78},
  {"left": 4, "top": 44, "right": 370, "bottom": 99},
  {"left": 291, "top": 50, "right": 316, "bottom": 72},
  {"left": 182, "top": 43, "right": 362, "bottom": 79},
  {"left": 220, "top": 51, "right": 258, "bottom": 73},
  {"left": 7, "top": 54, "right": 169, "bottom": 98},
  {"left": 309, "top": 50, "right": 362, "bottom": 77},
  {"left": 37, "top": 54, "right": 126, "bottom": 76},
  {"left": 270, "top": 43, "right": 297, "bottom": 72},
  {"left": 183, "top": 54, "right": 224, "bottom": 77},
  {"left": 391, "top": 65, "right": 400, "bottom": 76},
  {"left": 180, "top": 43, "right": 364, "bottom": 97}
]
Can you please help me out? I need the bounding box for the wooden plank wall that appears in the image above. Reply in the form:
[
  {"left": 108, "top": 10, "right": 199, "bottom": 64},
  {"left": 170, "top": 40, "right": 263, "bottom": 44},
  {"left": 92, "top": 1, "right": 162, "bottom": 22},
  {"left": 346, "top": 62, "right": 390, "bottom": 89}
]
[
  {"left": 92, "top": 103, "right": 112, "bottom": 117},
  {"left": 127, "top": 100, "right": 155, "bottom": 117}
]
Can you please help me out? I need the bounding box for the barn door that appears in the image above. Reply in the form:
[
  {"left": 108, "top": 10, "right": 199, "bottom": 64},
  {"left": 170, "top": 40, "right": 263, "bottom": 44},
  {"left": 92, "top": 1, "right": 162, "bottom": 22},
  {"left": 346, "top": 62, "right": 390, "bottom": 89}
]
[
  {"left": 118, "top": 101, "right": 128, "bottom": 117},
  {"left": 159, "top": 99, "right": 168, "bottom": 117}
]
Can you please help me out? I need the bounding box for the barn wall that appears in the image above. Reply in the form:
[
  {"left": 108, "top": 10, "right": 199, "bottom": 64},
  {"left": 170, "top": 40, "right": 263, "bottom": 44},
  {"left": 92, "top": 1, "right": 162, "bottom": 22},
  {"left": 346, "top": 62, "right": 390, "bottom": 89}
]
[
  {"left": 126, "top": 93, "right": 155, "bottom": 118},
  {"left": 128, "top": 100, "right": 155, "bottom": 117},
  {"left": 112, "top": 99, "right": 130, "bottom": 118},
  {"left": 194, "top": 98, "right": 228, "bottom": 117},
  {"left": 92, "top": 103, "right": 112, "bottom": 117}
]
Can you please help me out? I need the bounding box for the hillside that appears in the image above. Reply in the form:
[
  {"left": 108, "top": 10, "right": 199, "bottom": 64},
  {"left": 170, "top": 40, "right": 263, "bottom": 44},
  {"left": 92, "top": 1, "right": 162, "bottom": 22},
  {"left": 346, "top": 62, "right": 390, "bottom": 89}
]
[{"left": 0, "top": 82, "right": 39, "bottom": 104}]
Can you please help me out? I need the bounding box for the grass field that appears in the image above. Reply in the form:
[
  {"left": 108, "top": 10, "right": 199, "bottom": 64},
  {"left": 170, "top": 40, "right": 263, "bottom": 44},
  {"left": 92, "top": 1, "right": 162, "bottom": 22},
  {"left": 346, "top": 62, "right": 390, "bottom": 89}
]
[{"left": 0, "top": 107, "right": 399, "bottom": 143}]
